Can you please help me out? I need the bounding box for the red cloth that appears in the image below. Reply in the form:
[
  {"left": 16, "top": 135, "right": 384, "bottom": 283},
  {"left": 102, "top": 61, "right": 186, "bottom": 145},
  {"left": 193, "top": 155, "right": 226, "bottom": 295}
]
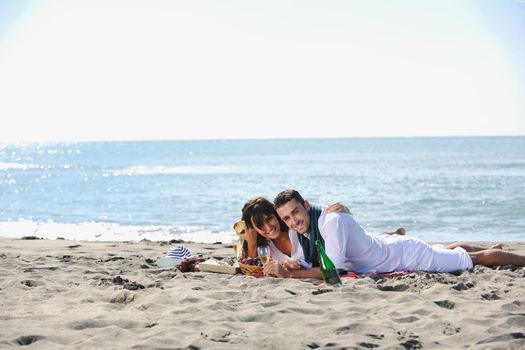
[{"left": 310, "top": 270, "right": 410, "bottom": 285}]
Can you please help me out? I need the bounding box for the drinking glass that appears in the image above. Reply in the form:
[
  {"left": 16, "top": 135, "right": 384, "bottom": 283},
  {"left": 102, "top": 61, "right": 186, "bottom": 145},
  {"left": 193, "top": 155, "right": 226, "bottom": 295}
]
[
  {"left": 232, "top": 237, "right": 243, "bottom": 259},
  {"left": 257, "top": 245, "right": 271, "bottom": 264}
]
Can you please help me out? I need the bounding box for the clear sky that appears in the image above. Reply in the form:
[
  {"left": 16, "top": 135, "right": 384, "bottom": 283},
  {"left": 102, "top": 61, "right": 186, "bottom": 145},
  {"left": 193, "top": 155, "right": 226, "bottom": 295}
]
[{"left": 1, "top": 0, "right": 524, "bottom": 143}]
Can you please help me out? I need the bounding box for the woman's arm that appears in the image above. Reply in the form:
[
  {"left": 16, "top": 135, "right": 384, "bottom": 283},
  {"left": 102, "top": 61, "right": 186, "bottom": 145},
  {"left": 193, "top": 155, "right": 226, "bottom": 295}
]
[
  {"left": 241, "top": 226, "right": 259, "bottom": 258},
  {"left": 263, "top": 261, "right": 322, "bottom": 279}
]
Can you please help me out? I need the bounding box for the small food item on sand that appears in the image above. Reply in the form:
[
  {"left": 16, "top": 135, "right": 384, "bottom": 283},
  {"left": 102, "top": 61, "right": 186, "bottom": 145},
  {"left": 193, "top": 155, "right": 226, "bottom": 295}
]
[
  {"left": 197, "top": 258, "right": 239, "bottom": 274},
  {"left": 240, "top": 257, "right": 263, "bottom": 267},
  {"left": 176, "top": 256, "right": 206, "bottom": 272}
]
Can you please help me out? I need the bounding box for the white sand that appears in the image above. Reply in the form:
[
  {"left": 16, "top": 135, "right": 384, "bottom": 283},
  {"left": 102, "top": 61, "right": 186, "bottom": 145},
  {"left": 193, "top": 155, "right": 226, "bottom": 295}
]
[{"left": 1, "top": 236, "right": 524, "bottom": 349}]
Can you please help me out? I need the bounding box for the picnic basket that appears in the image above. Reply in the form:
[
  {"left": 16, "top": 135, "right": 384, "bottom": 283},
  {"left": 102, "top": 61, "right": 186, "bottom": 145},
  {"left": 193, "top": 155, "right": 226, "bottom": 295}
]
[{"left": 238, "top": 261, "right": 264, "bottom": 278}]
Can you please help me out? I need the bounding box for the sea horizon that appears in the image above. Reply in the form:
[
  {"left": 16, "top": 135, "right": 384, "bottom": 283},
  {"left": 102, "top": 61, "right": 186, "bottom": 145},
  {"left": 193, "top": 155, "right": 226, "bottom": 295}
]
[{"left": 2, "top": 134, "right": 525, "bottom": 145}]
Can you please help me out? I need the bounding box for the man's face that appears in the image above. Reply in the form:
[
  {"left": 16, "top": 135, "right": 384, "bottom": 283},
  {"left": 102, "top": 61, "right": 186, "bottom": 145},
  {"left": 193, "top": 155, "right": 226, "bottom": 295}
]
[{"left": 276, "top": 199, "right": 310, "bottom": 234}]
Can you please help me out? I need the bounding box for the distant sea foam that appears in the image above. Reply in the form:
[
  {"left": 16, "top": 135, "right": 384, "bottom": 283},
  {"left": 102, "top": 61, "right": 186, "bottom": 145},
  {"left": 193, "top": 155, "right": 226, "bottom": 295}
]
[{"left": 0, "top": 220, "right": 230, "bottom": 243}]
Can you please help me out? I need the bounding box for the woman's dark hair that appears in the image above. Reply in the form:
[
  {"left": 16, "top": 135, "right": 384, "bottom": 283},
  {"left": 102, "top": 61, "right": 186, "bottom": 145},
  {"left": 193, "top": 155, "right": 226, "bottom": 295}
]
[
  {"left": 242, "top": 197, "right": 288, "bottom": 232},
  {"left": 241, "top": 197, "right": 288, "bottom": 253}
]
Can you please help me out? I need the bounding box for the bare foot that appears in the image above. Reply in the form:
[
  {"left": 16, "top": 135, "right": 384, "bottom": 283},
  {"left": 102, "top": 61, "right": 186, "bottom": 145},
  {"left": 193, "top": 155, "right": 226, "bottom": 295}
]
[
  {"left": 394, "top": 228, "right": 406, "bottom": 236},
  {"left": 490, "top": 243, "right": 503, "bottom": 250},
  {"left": 385, "top": 228, "right": 406, "bottom": 235}
]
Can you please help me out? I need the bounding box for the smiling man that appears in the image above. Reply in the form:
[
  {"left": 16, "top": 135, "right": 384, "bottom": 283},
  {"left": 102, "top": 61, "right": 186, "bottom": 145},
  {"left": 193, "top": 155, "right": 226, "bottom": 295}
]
[
  {"left": 273, "top": 190, "right": 326, "bottom": 270},
  {"left": 273, "top": 189, "right": 525, "bottom": 276}
]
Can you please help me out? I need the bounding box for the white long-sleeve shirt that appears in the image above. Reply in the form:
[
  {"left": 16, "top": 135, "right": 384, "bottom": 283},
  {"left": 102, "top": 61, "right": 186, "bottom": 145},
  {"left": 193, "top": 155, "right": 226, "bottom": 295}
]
[{"left": 318, "top": 211, "right": 473, "bottom": 274}]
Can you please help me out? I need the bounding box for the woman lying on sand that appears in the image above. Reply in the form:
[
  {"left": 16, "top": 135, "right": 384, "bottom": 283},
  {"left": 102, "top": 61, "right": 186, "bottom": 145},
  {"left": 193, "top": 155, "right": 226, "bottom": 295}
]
[{"left": 240, "top": 197, "right": 317, "bottom": 267}]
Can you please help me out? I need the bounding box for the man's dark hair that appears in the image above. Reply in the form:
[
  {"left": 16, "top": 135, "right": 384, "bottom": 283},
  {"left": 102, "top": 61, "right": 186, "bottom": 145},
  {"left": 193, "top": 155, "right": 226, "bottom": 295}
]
[
  {"left": 273, "top": 189, "right": 306, "bottom": 209},
  {"left": 242, "top": 197, "right": 288, "bottom": 233}
]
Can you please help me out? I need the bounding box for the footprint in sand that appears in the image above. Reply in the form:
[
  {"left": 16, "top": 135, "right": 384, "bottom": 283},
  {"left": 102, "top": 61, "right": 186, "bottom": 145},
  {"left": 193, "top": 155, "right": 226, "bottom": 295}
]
[
  {"left": 481, "top": 291, "right": 500, "bottom": 300},
  {"left": 367, "top": 334, "right": 385, "bottom": 340},
  {"left": 15, "top": 335, "right": 44, "bottom": 346},
  {"left": 358, "top": 342, "right": 379, "bottom": 348},
  {"left": 393, "top": 316, "right": 419, "bottom": 323},
  {"left": 434, "top": 300, "right": 455, "bottom": 309},
  {"left": 20, "top": 280, "right": 39, "bottom": 287},
  {"left": 376, "top": 283, "right": 409, "bottom": 292},
  {"left": 451, "top": 282, "right": 475, "bottom": 291},
  {"left": 477, "top": 332, "right": 525, "bottom": 344},
  {"left": 400, "top": 339, "right": 423, "bottom": 349}
]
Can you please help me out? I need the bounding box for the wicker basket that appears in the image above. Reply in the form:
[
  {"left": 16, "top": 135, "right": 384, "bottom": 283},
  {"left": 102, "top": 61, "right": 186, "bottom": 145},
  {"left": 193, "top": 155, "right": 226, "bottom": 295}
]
[{"left": 238, "top": 261, "right": 264, "bottom": 278}]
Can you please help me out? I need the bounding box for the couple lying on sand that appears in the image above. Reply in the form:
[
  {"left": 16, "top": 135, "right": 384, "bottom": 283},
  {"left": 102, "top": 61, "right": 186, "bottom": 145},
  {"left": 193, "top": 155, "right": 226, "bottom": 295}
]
[{"left": 238, "top": 189, "right": 525, "bottom": 279}]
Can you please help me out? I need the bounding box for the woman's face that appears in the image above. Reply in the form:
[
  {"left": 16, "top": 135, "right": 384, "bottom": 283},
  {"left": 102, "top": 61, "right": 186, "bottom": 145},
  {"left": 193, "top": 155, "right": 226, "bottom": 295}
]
[{"left": 252, "top": 213, "right": 281, "bottom": 240}]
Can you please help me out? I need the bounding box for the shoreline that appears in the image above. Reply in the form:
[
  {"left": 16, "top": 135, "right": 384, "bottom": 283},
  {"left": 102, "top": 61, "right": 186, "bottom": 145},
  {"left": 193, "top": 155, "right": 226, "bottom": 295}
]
[{"left": 1, "top": 236, "right": 524, "bottom": 349}]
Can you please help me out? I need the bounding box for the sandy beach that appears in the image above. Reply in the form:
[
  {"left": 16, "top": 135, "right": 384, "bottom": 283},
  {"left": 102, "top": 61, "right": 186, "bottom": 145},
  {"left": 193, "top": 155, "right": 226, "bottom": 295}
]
[{"left": 1, "top": 236, "right": 524, "bottom": 349}]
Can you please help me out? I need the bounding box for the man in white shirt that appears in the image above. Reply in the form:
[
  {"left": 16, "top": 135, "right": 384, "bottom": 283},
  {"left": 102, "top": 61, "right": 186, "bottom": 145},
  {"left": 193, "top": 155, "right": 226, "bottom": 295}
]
[{"left": 269, "top": 189, "right": 525, "bottom": 277}]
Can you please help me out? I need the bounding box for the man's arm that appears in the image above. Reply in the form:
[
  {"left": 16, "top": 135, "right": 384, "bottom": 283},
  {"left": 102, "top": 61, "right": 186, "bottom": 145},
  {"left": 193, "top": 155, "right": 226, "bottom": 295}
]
[
  {"left": 263, "top": 261, "right": 322, "bottom": 279},
  {"left": 287, "top": 267, "right": 322, "bottom": 279},
  {"left": 320, "top": 212, "right": 352, "bottom": 270}
]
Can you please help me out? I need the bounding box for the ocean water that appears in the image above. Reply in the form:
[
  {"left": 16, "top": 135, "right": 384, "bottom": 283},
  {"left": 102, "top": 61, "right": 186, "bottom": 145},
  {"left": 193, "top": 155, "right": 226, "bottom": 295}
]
[{"left": 1, "top": 137, "right": 524, "bottom": 243}]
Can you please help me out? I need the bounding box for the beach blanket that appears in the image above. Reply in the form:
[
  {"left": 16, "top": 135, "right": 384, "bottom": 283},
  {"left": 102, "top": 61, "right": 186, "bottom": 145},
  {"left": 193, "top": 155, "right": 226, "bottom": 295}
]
[{"left": 305, "top": 270, "right": 410, "bottom": 286}]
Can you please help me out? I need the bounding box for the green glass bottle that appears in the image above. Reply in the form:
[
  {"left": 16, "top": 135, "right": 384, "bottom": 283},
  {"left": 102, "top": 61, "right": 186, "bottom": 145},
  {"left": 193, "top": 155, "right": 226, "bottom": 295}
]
[{"left": 315, "top": 240, "right": 342, "bottom": 287}]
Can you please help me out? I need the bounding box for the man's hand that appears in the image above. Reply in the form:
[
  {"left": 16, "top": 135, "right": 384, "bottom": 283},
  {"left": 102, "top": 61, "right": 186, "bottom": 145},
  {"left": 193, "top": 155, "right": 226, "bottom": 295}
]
[
  {"left": 263, "top": 261, "right": 291, "bottom": 278},
  {"left": 326, "top": 202, "right": 352, "bottom": 215},
  {"left": 264, "top": 262, "right": 323, "bottom": 280},
  {"left": 282, "top": 259, "right": 301, "bottom": 270}
]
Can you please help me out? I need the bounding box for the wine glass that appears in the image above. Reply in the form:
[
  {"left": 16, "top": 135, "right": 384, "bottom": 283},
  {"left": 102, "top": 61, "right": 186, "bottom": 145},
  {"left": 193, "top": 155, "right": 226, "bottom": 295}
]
[
  {"left": 232, "top": 236, "right": 243, "bottom": 260},
  {"left": 232, "top": 220, "right": 245, "bottom": 260},
  {"left": 257, "top": 245, "right": 271, "bottom": 264}
]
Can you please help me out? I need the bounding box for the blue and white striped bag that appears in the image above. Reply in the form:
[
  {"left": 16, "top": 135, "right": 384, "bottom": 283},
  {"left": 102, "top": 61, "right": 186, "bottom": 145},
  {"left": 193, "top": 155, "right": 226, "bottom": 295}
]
[
  {"left": 157, "top": 245, "right": 192, "bottom": 268},
  {"left": 166, "top": 245, "right": 192, "bottom": 259}
]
